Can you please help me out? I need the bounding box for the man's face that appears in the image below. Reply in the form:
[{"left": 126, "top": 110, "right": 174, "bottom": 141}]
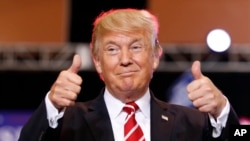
[{"left": 93, "top": 32, "right": 159, "bottom": 100}]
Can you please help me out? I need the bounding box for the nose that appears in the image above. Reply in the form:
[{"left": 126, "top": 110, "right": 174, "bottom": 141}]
[{"left": 120, "top": 48, "right": 132, "bottom": 66}]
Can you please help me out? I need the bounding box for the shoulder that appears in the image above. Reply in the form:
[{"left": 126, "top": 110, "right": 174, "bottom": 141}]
[
  {"left": 154, "top": 98, "right": 207, "bottom": 121},
  {"left": 65, "top": 100, "right": 95, "bottom": 113},
  {"left": 64, "top": 93, "right": 107, "bottom": 116}
]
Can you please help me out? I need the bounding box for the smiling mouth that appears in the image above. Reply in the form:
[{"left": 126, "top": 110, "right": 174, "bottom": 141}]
[{"left": 117, "top": 70, "right": 138, "bottom": 76}]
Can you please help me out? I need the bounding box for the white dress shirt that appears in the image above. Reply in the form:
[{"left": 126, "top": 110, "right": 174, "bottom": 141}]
[{"left": 104, "top": 88, "right": 151, "bottom": 141}]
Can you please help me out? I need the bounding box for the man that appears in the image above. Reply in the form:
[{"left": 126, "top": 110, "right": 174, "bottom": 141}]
[{"left": 18, "top": 8, "right": 239, "bottom": 141}]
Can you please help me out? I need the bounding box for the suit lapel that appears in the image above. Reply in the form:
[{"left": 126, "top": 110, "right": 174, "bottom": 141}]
[
  {"left": 82, "top": 90, "right": 176, "bottom": 141},
  {"left": 151, "top": 95, "right": 175, "bottom": 141},
  {"left": 84, "top": 92, "right": 115, "bottom": 141}
]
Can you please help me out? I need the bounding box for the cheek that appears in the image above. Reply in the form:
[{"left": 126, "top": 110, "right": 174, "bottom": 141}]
[
  {"left": 135, "top": 54, "right": 154, "bottom": 68},
  {"left": 101, "top": 56, "right": 119, "bottom": 73}
]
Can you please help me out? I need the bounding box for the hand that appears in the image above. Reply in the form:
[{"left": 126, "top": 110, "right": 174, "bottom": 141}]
[
  {"left": 187, "top": 60, "right": 227, "bottom": 118},
  {"left": 49, "top": 54, "right": 83, "bottom": 110}
]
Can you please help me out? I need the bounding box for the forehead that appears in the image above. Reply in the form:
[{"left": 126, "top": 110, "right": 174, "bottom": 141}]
[{"left": 100, "top": 31, "right": 146, "bottom": 44}]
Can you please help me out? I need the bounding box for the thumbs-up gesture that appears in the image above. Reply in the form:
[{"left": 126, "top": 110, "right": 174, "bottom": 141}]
[
  {"left": 49, "top": 54, "right": 83, "bottom": 110},
  {"left": 187, "top": 60, "right": 227, "bottom": 118}
]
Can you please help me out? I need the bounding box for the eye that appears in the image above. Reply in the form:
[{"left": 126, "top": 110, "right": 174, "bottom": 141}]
[
  {"left": 130, "top": 45, "right": 143, "bottom": 52},
  {"left": 105, "top": 46, "right": 120, "bottom": 55}
]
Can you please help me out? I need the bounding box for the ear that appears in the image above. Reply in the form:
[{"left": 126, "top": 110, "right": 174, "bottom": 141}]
[
  {"left": 153, "top": 56, "right": 160, "bottom": 70},
  {"left": 153, "top": 44, "right": 162, "bottom": 70},
  {"left": 92, "top": 56, "right": 102, "bottom": 74}
]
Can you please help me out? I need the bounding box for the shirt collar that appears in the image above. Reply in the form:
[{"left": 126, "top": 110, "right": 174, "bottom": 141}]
[{"left": 104, "top": 87, "right": 151, "bottom": 120}]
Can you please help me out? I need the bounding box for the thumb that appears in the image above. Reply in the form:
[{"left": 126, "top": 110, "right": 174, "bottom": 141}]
[
  {"left": 191, "top": 60, "right": 203, "bottom": 80},
  {"left": 67, "top": 54, "right": 82, "bottom": 73}
]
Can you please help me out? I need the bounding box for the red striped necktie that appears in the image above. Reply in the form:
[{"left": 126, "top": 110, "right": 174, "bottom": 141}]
[{"left": 123, "top": 102, "right": 146, "bottom": 141}]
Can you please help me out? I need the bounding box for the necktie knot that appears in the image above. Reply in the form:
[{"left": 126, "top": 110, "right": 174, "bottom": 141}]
[{"left": 123, "top": 102, "right": 139, "bottom": 114}]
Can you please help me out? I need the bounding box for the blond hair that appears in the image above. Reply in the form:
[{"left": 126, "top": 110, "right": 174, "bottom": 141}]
[{"left": 90, "top": 8, "right": 162, "bottom": 59}]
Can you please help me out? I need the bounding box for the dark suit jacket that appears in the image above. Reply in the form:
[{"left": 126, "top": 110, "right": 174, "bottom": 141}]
[{"left": 18, "top": 89, "right": 239, "bottom": 141}]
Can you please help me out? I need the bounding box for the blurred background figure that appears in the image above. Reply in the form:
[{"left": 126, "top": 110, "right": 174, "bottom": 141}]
[{"left": 166, "top": 70, "right": 194, "bottom": 108}]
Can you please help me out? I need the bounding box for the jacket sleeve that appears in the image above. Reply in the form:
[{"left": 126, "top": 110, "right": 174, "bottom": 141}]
[
  {"left": 18, "top": 100, "right": 62, "bottom": 141},
  {"left": 210, "top": 105, "right": 240, "bottom": 141}
]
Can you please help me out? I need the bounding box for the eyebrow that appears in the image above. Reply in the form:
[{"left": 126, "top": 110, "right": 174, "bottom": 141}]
[{"left": 104, "top": 38, "right": 143, "bottom": 46}]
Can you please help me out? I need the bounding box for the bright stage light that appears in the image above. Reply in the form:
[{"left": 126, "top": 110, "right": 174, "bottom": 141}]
[{"left": 206, "top": 29, "right": 231, "bottom": 52}]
